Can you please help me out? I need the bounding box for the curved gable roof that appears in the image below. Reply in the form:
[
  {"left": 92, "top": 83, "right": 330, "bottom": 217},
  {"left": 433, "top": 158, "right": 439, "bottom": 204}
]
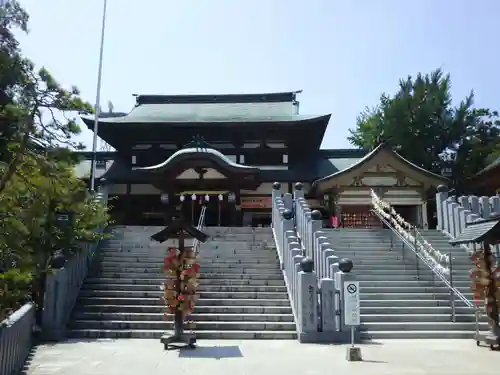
[
  {"left": 136, "top": 146, "right": 259, "bottom": 175},
  {"left": 313, "top": 143, "right": 448, "bottom": 190}
]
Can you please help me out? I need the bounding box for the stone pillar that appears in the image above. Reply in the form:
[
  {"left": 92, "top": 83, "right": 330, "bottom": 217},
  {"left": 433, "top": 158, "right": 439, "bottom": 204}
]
[
  {"left": 297, "top": 259, "right": 318, "bottom": 342},
  {"left": 469, "top": 196, "right": 480, "bottom": 215},
  {"left": 490, "top": 196, "right": 500, "bottom": 216},
  {"left": 435, "top": 185, "right": 448, "bottom": 231},
  {"left": 479, "top": 196, "right": 491, "bottom": 219},
  {"left": 319, "top": 278, "right": 336, "bottom": 334},
  {"left": 449, "top": 202, "right": 460, "bottom": 238},
  {"left": 283, "top": 193, "right": 293, "bottom": 211},
  {"left": 310, "top": 210, "right": 323, "bottom": 269},
  {"left": 421, "top": 201, "right": 428, "bottom": 229}
]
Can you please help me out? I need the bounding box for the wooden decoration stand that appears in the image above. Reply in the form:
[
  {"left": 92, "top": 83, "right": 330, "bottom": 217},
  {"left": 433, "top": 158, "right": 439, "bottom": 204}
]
[
  {"left": 450, "top": 217, "right": 500, "bottom": 351},
  {"left": 151, "top": 216, "right": 209, "bottom": 350}
]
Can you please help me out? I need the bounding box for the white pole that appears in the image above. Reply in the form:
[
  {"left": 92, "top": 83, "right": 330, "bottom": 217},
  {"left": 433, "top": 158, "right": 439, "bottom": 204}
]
[{"left": 90, "top": 0, "right": 108, "bottom": 193}]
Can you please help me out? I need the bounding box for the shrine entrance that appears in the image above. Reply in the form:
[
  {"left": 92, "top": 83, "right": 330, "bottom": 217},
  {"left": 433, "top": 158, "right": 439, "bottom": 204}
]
[
  {"left": 176, "top": 191, "right": 236, "bottom": 227},
  {"left": 133, "top": 136, "right": 261, "bottom": 227}
]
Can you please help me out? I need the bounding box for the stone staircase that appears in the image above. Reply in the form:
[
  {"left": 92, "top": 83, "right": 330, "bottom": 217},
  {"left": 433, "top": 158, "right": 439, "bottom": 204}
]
[
  {"left": 323, "top": 228, "right": 486, "bottom": 339},
  {"left": 69, "top": 226, "right": 296, "bottom": 339}
]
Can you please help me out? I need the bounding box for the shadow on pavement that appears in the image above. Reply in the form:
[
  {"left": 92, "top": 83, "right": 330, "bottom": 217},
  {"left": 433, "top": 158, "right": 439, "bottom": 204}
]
[{"left": 178, "top": 345, "right": 243, "bottom": 359}]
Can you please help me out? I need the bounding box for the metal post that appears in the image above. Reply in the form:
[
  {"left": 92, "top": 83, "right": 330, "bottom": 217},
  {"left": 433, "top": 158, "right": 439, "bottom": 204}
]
[
  {"left": 413, "top": 226, "right": 419, "bottom": 279},
  {"left": 174, "top": 233, "right": 185, "bottom": 338},
  {"left": 350, "top": 326, "right": 355, "bottom": 347},
  {"left": 89, "top": 0, "right": 108, "bottom": 193},
  {"left": 449, "top": 251, "right": 455, "bottom": 322},
  {"left": 191, "top": 200, "right": 194, "bottom": 226},
  {"left": 217, "top": 202, "right": 221, "bottom": 226}
]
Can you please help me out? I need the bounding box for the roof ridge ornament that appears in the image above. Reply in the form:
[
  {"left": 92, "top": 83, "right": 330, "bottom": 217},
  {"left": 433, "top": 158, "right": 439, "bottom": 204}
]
[
  {"left": 374, "top": 130, "right": 392, "bottom": 150},
  {"left": 182, "top": 134, "right": 214, "bottom": 150}
]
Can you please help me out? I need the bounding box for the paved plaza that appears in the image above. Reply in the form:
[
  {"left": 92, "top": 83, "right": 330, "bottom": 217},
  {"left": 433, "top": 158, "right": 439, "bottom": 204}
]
[{"left": 25, "top": 338, "right": 499, "bottom": 375}]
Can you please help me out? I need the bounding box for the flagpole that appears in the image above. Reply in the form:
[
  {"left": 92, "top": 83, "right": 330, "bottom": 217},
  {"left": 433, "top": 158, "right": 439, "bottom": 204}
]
[{"left": 89, "top": 0, "right": 108, "bottom": 193}]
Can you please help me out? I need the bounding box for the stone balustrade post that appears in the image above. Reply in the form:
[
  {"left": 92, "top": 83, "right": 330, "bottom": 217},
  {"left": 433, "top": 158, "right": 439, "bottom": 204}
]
[
  {"left": 479, "top": 196, "right": 491, "bottom": 219},
  {"left": 449, "top": 202, "right": 460, "bottom": 238},
  {"left": 281, "top": 210, "right": 294, "bottom": 271},
  {"left": 490, "top": 196, "right": 500, "bottom": 216},
  {"left": 458, "top": 196, "right": 470, "bottom": 210},
  {"left": 283, "top": 193, "right": 293, "bottom": 211},
  {"left": 469, "top": 196, "right": 480, "bottom": 215},
  {"left": 296, "top": 258, "right": 318, "bottom": 343},
  {"left": 310, "top": 210, "right": 322, "bottom": 269},
  {"left": 435, "top": 185, "right": 448, "bottom": 231},
  {"left": 319, "top": 278, "right": 336, "bottom": 334}
]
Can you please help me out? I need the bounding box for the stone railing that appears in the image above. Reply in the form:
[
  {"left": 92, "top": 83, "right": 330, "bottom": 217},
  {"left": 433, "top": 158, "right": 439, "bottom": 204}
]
[
  {"left": 271, "top": 182, "right": 356, "bottom": 343},
  {"left": 436, "top": 186, "right": 500, "bottom": 254},
  {"left": 0, "top": 303, "right": 35, "bottom": 375},
  {"left": 42, "top": 238, "right": 102, "bottom": 340},
  {"left": 42, "top": 191, "right": 107, "bottom": 340}
]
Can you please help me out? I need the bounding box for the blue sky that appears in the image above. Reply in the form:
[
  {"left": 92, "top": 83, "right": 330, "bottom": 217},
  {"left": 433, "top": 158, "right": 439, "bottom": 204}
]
[{"left": 16, "top": 0, "right": 499, "bottom": 150}]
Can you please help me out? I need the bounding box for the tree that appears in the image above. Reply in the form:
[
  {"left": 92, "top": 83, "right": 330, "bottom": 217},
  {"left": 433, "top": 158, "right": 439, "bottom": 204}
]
[
  {"left": 0, "top": 153, "right": 109, "bottom": 320},
  {"left": 0, "top": 1, "right": 92, "bottom": 195},
  {"left": 0, "top": 1, "right": 109, "bottom": 321},
  {"left": 348, "top": 69, "right": 500, "bottom": 191}
]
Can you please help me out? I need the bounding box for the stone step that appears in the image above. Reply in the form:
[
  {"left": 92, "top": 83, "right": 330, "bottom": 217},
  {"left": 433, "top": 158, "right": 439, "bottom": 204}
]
[
  {"left": 77, "top": 297, "right": 291, "bottom": 306},
  {"left": 360, "top": 321, "right": 486, "bottom": 331},
  {"left": 101, "top": 251, "right": 278, "bottom": 258},
  {"left": 351, "top": 264, "right": 470, "bottom": 271},
  {"left": 102, "top": 247, "right": 276, "bottom": 253},
  {"left": 361, "top": 314, "right": 478, "bottom": 322},
  {"left": 100, "top": 254, "right": 279, "bottom": 262},
  {"left": 99, "top": 257, "right": 281, "bottom": 265},
  {"left": 353, "top": 274, "right": 467, "bottom": 282},
  {"left": 79, "top": 290, "right": 289, "bottom": 299},
  {"left": 354, "top": 276, "right": 471, "bottom": 283},
  {"left": 72, "top": 312, "right": 295, "bottom": 322},
  {"left": 75, "top": 304, "right": 293, "bottom": 314},
  {"left": 84, "top": 277, "right": 286, "bottom": 286},
  {"left": 68, "top": 329, "right": 297, "bottom": 340},
  {"left": 358, "top": 330, "right": 476, "bottom": 339},
  {"left": 358, "top": 286, "right": 472, "bottom": 294},
  {"left": 360, "top": 306, "right": 475, "bottom": 314},
  {"left": 360, "top": 299, "right": 454, "bottom": 307},
  {"left": 81, "top": 284, "right": 288, "bottom": 292},
  {"left": 98, "top": 266, "right": 282, "bottom": 275},
  {"left": 69, "top": 320, "right": 296, "bottom": 331},
  {"left": 97, "top": 273, "right": 285, "bottom": 280},
  {"left": 360, "top": 293, "right": 473, "bottom": 301}
]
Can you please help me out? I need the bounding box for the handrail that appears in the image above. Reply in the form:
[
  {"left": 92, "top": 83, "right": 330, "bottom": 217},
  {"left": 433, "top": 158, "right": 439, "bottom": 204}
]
[
  {"left": 371, "top": 209, "right": 473, "bottom": 312},
  {"left": 193, "top": 205, "right": 207, "bottom": 255}
]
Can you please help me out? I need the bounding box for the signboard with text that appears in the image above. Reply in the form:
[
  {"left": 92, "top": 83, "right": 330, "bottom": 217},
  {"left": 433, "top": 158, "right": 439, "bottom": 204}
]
[
  {"left": 240, "top": 197, "right": 272, "bottom": 209},
  {"left": 343, "top": 281, "right": 360, "bottom": 326}
]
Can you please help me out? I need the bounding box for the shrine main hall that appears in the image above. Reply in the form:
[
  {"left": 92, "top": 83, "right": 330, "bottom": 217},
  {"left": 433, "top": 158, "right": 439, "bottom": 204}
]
[{"left": 75, "top": 91, "right": 447, "bottom": 228}]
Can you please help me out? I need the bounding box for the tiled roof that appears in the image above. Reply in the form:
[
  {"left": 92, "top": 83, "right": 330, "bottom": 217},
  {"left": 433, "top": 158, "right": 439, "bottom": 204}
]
[
  {"left": 475, "top": 156, "right": 500, "bottom": 177},
  {"left": 313, "top": 142, "right": 448, "bottom": 186}
]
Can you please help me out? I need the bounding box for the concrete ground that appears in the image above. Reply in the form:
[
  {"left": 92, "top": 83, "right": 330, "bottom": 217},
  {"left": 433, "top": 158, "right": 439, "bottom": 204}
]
[{"left": 25, "top": 339, "right": 499, "bottom": 375}]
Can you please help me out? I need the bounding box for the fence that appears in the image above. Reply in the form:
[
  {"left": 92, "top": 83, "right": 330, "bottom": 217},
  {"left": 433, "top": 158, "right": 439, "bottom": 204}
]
[
  {"left": 271, "top": 182, "right": 356, "bottom": 343},
  {"left": 436, "top": 186, "right": 500, "bottom": 255},
  {"left": 0, "top": 304, "right": 35, "bottom": 375}
]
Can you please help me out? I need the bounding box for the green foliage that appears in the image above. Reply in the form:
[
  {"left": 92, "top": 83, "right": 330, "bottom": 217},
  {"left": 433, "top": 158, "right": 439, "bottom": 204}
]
[
  {"left": 0, "top": 2, "right": 109, "bottom": 319},
  {"left": 348, "top": 69, "right": 500, "bottom": 190}
]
